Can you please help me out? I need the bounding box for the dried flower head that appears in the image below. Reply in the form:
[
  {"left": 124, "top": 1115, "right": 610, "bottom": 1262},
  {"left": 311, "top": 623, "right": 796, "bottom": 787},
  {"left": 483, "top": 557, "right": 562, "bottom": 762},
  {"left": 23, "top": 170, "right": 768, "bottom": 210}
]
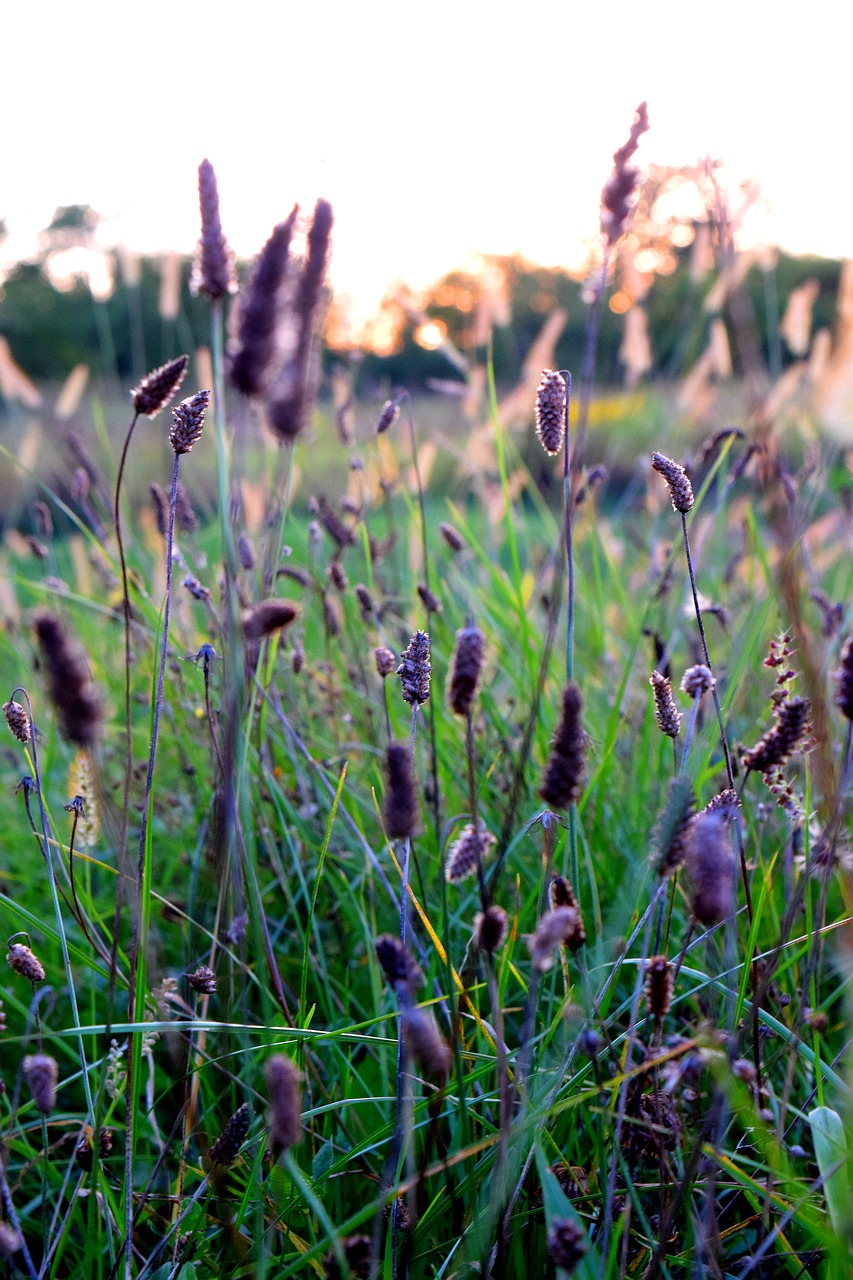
[
  {"left": 169, "top": 390, "right": 211, "bottom": 456},
  {"left": 439, "top": 522, "right": 464, "bottom": 552},
  {"left": 651, "top": 451, "right": 694, "bottom": 513},
  {"left": 417, "top": 583, "right": 441, "bottom": 614},
  {"left": 548, "top": 876, "right": 586, "bottom": 948},
  {"left": 354, "top": 584, "right": 373, "bottom": 617},
  {"left": 265, "top": 1054, "right": 302, "bottom": 1153},
  {"left": 649, "top": 671, "right": 680, "bottom": 738},
  {"left": 229, "top": 208, "right": 299, "bottom": 398},
  {"left": 33, "top": 610, "right": 102, "bottom": 746},
  {"left": 374, "top": 646, "right": 396, "bottom": 678},
  {"left": 445, "top": 823, "right": 496, "bottom": 883},
  {"left": 150, "top": 483, "right": 168, "bottom": 536},
  {"left": 327, "top": 560, "right": 348, "bottom": 592},
  {"left": 600, "top": 101, "right": 649, "bottom": 248},
  {"left": 237, "top": 532, "right": 256, "bottom": 571},
  {"left": 75, "top": 1124, "right": 113, "bottom": 1170},
  {"left": 397, "top": 630, "right": 431, "bottom": 706},
  {"left": 400, "top": 1003, "right": 452, "bottom": 1078},
  {"left": 375, "top": 934, "right": 424, "bottom": 992},
  {"left": 376, "top": 398, "right": 400, "bottom": 434},
  {"left": 382, "top": 743, "right": 419, "bottom": 839},
  {"left": 131, "top": 355, "right": 189, "bottom": 417},
  {"left": 835, "top": 635, "right": 853, "bottom": 721},
  {"left": 703, "top": 788, "right": 741, "bottom": 822},
  {"left": 687, "top": 811, "right": 735, "bottom": 926},
  {"left": 650, "top": 775, "right": 695, "bottom": 875},
  {"left": 645, "top": 955, "right": 673, "bottom": 1020},
  {"left": 191, "top": 159, "right": 236, "bottom": 300},
  {"left": 547, "top": 1217, "right": 588, "bottom": 1274},
  {"left": 741, "top": 695, "right": 811, "bottom": 776},
  {"left": 540, "top": 683, "right": 586, "bottom": 809},
  {"left": 186, "top": 966, "right": 217, "bottom": 995},
  {"left": 449, "top": 625, "right": 485, "bottom": 716},
  {"left": 208, "top": 1102, "right": 250, "bottom": 1167},
  {"left": 474, "top": 905, "right": 509, "bottom": 954},
  {"left": 529, "top": 906, "right": 585, "bottom": 970},
  {"left": 535, "top": 369, "right": 568, "bottom": 456},
  {"left": 241, "top": 599, "right": 299, "bottom": 640},
  {"left": 7, "top": 941, "right": 45, "bottom": 983},
  {"left": 3, "top": 699, "right": 30, "bottom": 743},
  {"left": 25, "top": 1053, "right": 58, "bottom": 1114},
  {"left": 681, "top": 665, "right": 715, "bottom": 697}
]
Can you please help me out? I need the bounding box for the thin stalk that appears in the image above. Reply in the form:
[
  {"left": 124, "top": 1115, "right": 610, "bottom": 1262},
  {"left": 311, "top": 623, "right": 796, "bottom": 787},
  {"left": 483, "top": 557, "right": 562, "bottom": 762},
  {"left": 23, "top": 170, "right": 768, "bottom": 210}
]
[
  {"left": 173, "top": 991, "right": 199, "bottom": 1261},
  {"left": 113, "top": 410, "right": 140, "bottom": 944},
  {"left": 571, "top": 249, "right": 610, "bottom": 480}
]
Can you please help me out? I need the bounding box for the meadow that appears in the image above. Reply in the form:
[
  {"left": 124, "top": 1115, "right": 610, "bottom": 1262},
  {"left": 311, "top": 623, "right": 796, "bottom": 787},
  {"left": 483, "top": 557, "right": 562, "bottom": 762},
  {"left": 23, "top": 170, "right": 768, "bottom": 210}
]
[{"left": 1, "top": 121, "right": 853, "bottom": 1280}]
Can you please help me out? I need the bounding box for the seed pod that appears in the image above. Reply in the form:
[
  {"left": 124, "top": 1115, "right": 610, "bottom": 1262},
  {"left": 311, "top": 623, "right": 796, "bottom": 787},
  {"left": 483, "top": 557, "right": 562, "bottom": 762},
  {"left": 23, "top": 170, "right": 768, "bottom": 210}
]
[
  {"left": 703, "top": 788, "right": 740, "bottom": 822},
  {"left": 741, "top": 695, "right": 811, "bottom": 776},
  {"left": 397, "top": 630, "right": 431, "bottom": 706},
  {"left": 547, "top": 1217, "right": 588, "bottom": 1274},
  {"left": 208, "top": 1103, "right": 250, "bottom": 1167},
  {"left": 448, "top": 625, "right": 485, "bottom": 716},
  {"left": 400, "top": 1003, "right": 452, "bottom": 1078},
  {"left": 354, "top": 584, "right": 373, "bottom": 617},
  {"left": 649, "top": 671, "right": 680, "bottom": 738},
  {"left": 651, "top": 451, "right": 694, "bottom": 513},
  {"left": 25, "top": 1053, "right": 58, "bottom": 1114},
  {"left": 681, "top": 665, "right": 714, "bottom": 697},
  {"left": 375, "top": 934, "right": 424, "bottom": 992},
  {"left": 186, "top": 966, "right": 217, "bottom": 995},
  {"left": 265, "top": 1054, "right": 302, "bottom": 1153},
  {"left": 327, "top": 560, "right": 348, "bottom": 592},
  {"left": 474, "top": 905, "right": 509, "bottom": 954},
  {"left": 7, "top": 942, "right": 45, "bottom": 983},
  {"left": 439, "top": 522, "right": 464, "bottom": 552},
  {"left": 131, "top": 355, "right": 189, "bottom": 417},
  {"left": 835, "top": 635, "right": 853, "bottom": 721},
  {"left": 3, "top": 699, "right": 30, "bottom": 744},
  {"left": 169, "top": 390, "right": 211, "bottom": 456},
  {"left": 292, "top": 643, "right": 305, "bottom": 675},
  {"left": 535, "top": 369, "right": 567, "bottom": 456},
  {"left": 600, "top": 101, "right": 649, "bottom": 248},
  {"left": 687, "top": 811, "right": 735, "bottom": 926},
  {"left": 645, "top": 955, "right": 673, "bottom": 1020},
  {"left": 242, "top": 599, "right": 299, "bottom": 640},
  {"left": 382, "top": 743, "right": 419, "bottom": 839},
  {"left": 445, "top": 824, "right": 496, "bottom": 883},
  {"left": 540, "top": 683, "right": 586, "bottom": 809},
  {"left": 374, "top": 646, "right": 396, "bottom": 677}
]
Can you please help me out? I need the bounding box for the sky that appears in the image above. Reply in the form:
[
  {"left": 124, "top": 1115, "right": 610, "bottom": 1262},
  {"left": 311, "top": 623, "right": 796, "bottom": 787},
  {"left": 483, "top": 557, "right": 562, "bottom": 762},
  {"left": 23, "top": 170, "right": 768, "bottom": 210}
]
[{"left": 2, "top": 0, "right": 850, "bottom": 325}]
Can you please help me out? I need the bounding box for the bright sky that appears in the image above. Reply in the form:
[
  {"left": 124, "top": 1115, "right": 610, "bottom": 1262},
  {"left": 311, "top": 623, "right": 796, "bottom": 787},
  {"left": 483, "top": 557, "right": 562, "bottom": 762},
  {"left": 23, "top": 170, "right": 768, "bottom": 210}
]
[{"left": 2, "top": 0, "right": 849, "bottom": 323}]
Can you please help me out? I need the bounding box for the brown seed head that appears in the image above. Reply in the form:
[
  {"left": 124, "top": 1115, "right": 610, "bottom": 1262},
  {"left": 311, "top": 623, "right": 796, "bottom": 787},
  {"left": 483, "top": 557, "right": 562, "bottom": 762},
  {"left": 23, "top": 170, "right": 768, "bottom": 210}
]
[
  {"left": 703, "top": 788, "right": 741, "bottom": 822},
  {"left": 186, "top": 966, "right": 217, "bottom": 995},
  {"left": 547, "top": 1217, "right": 588, "bottom": 1273},
  {"left": 651, "top": 451, "right": 694, "bottom": 513},
  {"left": 741, "top": 695, "right": 812, "bottom": 776},
  {"left": 835, "top": 635, "right": 853, "bottom": 721},
  {"left": 417, "top": 583, "right": 441, "bottom": 614},
  {"left": 131, "top": 355, "right": 189, "bottom": 417},
  {"left": 374, "top": 646, "right": 396, "bottom": 678},
  {"left": 449, "top": 625, "right": 486, "bottom": 716},
  {"left": 439, "top": 522, "right": 464, "bottom": 552},
  {"left": 191, "top": 159, "right": 236, "bottom": 300},
  {"left": 32, "top": 501, "right": 54, "bottom": 538},
  {"left": 650, "top": 775, "right": 695, "bottom": 875},
  {"left": 650, "top": 671, "right": 680, "bottom": 738},
  {"left": 25, "top": 1053, "right": 58, "bottom": 1114},
  {"left": 376, "top": 399, "right": 400, "bottom": 434},
  {"left": 265, "top": 1054, "right": 302, "bottom": 1153},
  {"left": 229, "top": 209, "right": 299, "bottom": 398},
  {"left": 3, "top": 699, "right": 31, "bottom": 743},
  {"left": 241, "top": 599, "right": 299, "bottom": 640},
  {"left": 540, "top": 683, "right": 586, "bottom": 809},
  {"left": 327, "top": 560, "right": 348, "bottom": 592},
  {"left": 687, "top": 811, "right": 735, "bottom": 926},
  {"left": 600, "top": 101, "right": 649, "bottom": 248},
  {"left": 75, "top": 1124, "right": 113, "bottom": 1170},
  {"left": 375, "top": 934, "right": 424, "bottom": 992},
  {"left": 681, "top": 665, "right": 715, "bottom": 698},
  {"left": 33, "top": 610, "right": 102, "bottom": 746},
  {"left": 237, "top": 532, "right": 256, "bottom": 571},
  {"left": 382, "top": 742, "right": 419, "bottom": 839},
  {"left": 354, "top": 583, "right": 374, "bottom": 617},
  {"left": 7, "top": 941, "right": 45, "bottom": 983},
  {"left": 548, "top": 876, "right": 586, "bottom": 949},
  {"left": 397, "top": 630, "right": 431, "bottom": 706},
  {"left": 475, "top": 905, "right": 509, "bottom": 954},
  {"left": 169, "top": 390, "right": 211, "bottom": 456},
  {"left": 535, "top": 369, "right": 568, "bottom": 456},
  {"left": 645, "top": 955, "right": 673, "bottom": 1020},
  {"left": 400, "top": 1003, "right": 452, "bottom": 1078},
  {"left": 445, "top": 823, "right": 496, "bottom": 883},
  {"left": 529, "top": 906, "right": 585, "bottom": 970},
  {"left": 208, "top": 1102, "right": 250, "bottom": 1167}
]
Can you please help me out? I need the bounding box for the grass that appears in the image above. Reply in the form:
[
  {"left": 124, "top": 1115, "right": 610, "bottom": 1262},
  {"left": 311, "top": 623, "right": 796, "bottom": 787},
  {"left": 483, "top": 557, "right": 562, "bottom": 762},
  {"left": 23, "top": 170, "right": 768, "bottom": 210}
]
[{"left": 2, "top": 164, "right": 853, "bottom": 1280}]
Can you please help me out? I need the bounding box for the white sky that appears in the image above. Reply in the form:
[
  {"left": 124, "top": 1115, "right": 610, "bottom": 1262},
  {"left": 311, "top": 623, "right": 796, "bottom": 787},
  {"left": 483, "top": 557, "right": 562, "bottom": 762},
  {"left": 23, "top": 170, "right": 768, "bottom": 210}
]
[{"left": 2, "top": 0, "right": 850, "bottom": 322}]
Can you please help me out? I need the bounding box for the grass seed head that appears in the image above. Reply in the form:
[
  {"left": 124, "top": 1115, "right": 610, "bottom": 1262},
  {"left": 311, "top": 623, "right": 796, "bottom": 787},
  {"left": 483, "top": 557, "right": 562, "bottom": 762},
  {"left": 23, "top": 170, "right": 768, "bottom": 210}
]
[
  {"left": 449, "top": 625, "right": 485, "bottom": 716},
  {"left": 651, "top": 451, "right": 694, "bottom": 512},
  {"left": 397, "top": 630, "right": 431, "bottom": 706},
  {"left": 400, "top": 1003, "right": 452, "bottom": 1078},
  {"left": 3, "top": 699, "right": 30, "bottom": 743},
  {"left": 382, "top": 742, "right": 419, "bottom": 839},
  {"left": 529, "top": 906, "right": 585, "bottom": 970},
  {"left": 650, "top": 671, "right": 681, "bottom": 738},
  {"left": 169, "top": 389, "right": 211, "bottom": 455},
  {"left": 241, "top": 599, "right": 299, "bottom": 640},
  {"left": 548, "top": 876, "right": 586, "bottom": 948},
  {"left": 547, "top": 1217, "right": 588, "bottom": 1273},
  {"left": 474, "top": 905, "right": 509, "bottom": 954},
  {"left": 535, "top": 369, "right": 567, "bottom": 456},
  {"left": 75, "top": 1124, "right": 113, "bottom": 1170},
  {"left": 264, "top": 1054, "right": 302, "bottom": 1153},
  {"left": 150, "top": 483, "right": 168, "bottom": 536},
  {"left": 25, "top": 1053, "right": 58, "bottom": 1114},
  {"left": 439, "top": 522, "right": 464, "bottom": 552},
  {"left": 209, "top": 1103, "right": 250, "bottom": 1167},
  {"left": 354, "top": 583, "right": 374, "bottom": 617},
  {"left": 375, "top": 934, "right": 424, "bottom": 992},
  {"left": 374, "top": 646, "right": 396, "bottom": 677},
  {"left": 376, "top": 398, "right": 400, "bottom": 434},
  {"left": 191, "top": 159, "right": 236, "bottom": 300},
  {"left": 0, "top": 1224, "right": 22, "bottom": 1258},
  {"left": 186, "top": 966, "right": 217, "bottom": 995},
  {"left": 7, "top": 942, "right": 45, "bottom": 983},
  {"left": 740, "top": 695, "right": 811, "bottom": 775},
  {"left": 600, "top": 101, "right": 649, "bottom": 248},
  {"left": 445, "top": 823, "right": 496, "bottom": 883},
  {"left": 131, "top": 355, "right": 189, "bottom": 417},
  {"left": 417, "top": 583, "right": 441, "bottom": 614},
  {"left": 687, "top": 811, "right": 735, "bottom": 926},
  {"left": 33, "top": 610, "right": 102, "bottom": 747},
  {"left": 681, "top": 665, "right": 714, "bottom": 697},
  {"left": 835, "top": 635, "right": 853, "bottom": 720},
  {"left": 229, "top": 208, "right": 299, "bottom": 398},
  {"left": 539, "top": 682, "right": 586, "bottom": 809},
  {"left": 645, "top": 955, "right": 673, "bottom": 1020}
]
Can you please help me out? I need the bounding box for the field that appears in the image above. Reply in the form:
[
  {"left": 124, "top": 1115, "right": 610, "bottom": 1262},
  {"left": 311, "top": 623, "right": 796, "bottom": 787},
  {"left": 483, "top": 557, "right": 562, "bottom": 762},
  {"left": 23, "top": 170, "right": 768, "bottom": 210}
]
[{"left": 1, "top": 148, "right": 853, "bottom": 1280}]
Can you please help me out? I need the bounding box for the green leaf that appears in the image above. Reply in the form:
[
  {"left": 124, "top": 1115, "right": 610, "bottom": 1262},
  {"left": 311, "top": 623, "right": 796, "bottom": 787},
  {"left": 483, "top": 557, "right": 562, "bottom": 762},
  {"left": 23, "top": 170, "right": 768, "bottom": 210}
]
[
  {"left": 808, "top": 1106, "right": 849, "bottom": 1238},
  {"left": 534, "top": 1137, "right": 599, "bottom": 1280}
]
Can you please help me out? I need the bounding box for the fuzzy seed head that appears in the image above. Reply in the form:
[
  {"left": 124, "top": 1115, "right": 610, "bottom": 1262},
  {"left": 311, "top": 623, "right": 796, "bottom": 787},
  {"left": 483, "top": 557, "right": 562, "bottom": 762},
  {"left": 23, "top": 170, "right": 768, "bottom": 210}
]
[
  {"left": 681, "top": 665, "right": 715, "bottom": 697},
  {"left": 241, "top": 599, "right": 299, "bottom": 640},
  {"left": 209, "top": 1103, "right": 250, "bottom": 1167},
  {"left": 169, "top": 390, "right": 211, "bottom": 456},
  {"left": 687, "top": 811, "right": 735, "bottom": 926},
  {"left": 547, "top": 1217, "right": 588, "bottom": 1273},
  {"left": 650, "top": 775, "right": 695, "bottom": 875},
  {"left": 237, "top": 532, "right": 256, "bottom": 571},
  {"left": 529, "top": 906, "right": 585, "bottom": 970},
  {"left": 474, "top": 905, "right": 509, "bottom": 954},
  {"left": 375, "top": 934, "right": 424, "bottom": 992},
  {"left": 229, "top": 209, "right": 298, "bottom": 398},
  {"left": 354, "top": 584, "right": 374, "bottom": 617},
  {"left": 741, "top": 695, "right": 811, "bottom": 776},
  {"left": 703, "top": 788, "right": 741, "bottom": 822},
  {"left": 374, "top": 646, "right": 396, "bottom": 678},
  {"left": 835, "top": 635, "right": 853, "bottom": 721},
  {"left": 535, "top": 369, "right": 568, "bottom": 456},
  {"left": 7, "top": 942, "right": 45, "bottom": 983},
  {"left": 25, "top": 1053, "right": 58, "bottom": 1114},
  {"left": 397, "top": 630, "right": 431, "bottom": 706},
  {"left": 186, "top": 966, "right": 217, "bottom": 995},
  {"left": 600, "top": 101, "right": 649, "bottom": 248},
  {"left": 3, "top": 699, "right": 30, "bottom": 743},
  {"left": 376, "top": 399, "right": 400, "bottom": 434},
  {"left": 540, "top": 683, "right": 586, "bottom": 809},
  {"left": 382, "top": 743, "right": 419, "bottom": 839},
  {"left": 131, "top": 355, "right": 189, "bottom": 417},
  {"left": 417, "top": 583, "right": 441, "bottom": 614},
  {"left": 75, "top": 1124, "right": 113, "bottom": 1170},
  {"left": 400, "top": 1003, "right": 452, "bottom": 1078},
  {"left": 651, "top": 451, "right": 694, "bottom": 513},
  {"left": 439, "top": 522, "right": 464, "bottom": 552},
  {"left": 649, "top": 671, "right": 680, "bottom": 738},
  {"left": 191, "top": 159, "right": 236, "bottom": 300},
  {"left": 548, "top": 876, "right": 586, "bottom": 948},
  {"left": 445, "top": 823, "right": 496, "bottom": 883},
  {"left": 265, "top": 1054, "right": 302, "bottom": 1153},
  {"left": 449, "top": 625, "right": 485, "bottom": 716},
  {"left": 33, "top": 610, "right": 102, "bottom": 746},
  {"left": 645, "top": 955, "right": 673, "bottom": 1020}
]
